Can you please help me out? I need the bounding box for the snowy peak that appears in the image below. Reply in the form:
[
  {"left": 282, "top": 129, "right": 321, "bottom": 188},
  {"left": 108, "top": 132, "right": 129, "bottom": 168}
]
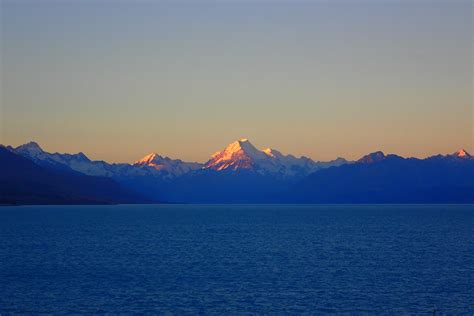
[
  {"left": 14, "top": 141, "right": 90, "bottom": 162},
  {"left": 452, "top": 149, "right": 471, "bottom": 158},
  {"left": 211, "top": 139, "right": 266, "bottom": 160},
  {"left": 9, "top": 141, "right": 114, "bottom": 176},
  {"left": 204, "top": 139, "right": 346, "bottom": 176},
  {"left": 134, "top": 152, "right": 163, "bottom": 166},
  {"left": 15, "top": 141, "right": 44, "bottom": 155},
  {"left": 263, "top": 148, "right": 284, "bottom": 159},
  {"left": 206, "top": 139, "right": 269, "bottom": 171},
  {"left": 134, "top": 152, "right": 202, "bottom": 176}
]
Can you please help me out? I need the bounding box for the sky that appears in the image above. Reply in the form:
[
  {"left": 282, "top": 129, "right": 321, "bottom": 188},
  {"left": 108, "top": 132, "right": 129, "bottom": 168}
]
[{"left": 1, "top": 0, "right": 472, "bottom": 163}]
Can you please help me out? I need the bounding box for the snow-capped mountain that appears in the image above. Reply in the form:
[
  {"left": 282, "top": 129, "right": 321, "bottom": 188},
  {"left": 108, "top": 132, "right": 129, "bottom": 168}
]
[
  {"left": 204, "top": 138, "right": 346, "bottom": 177},
  {"left": 450, "top": 149, "right": 472, "bottom": 159},
  {"left": 10, "top": 142, "right": 155, "bottom": 178},
  {"left": 10, "top": 142, "right": 202, "bottom": 179},
  {"left": 418, "top": 149, "right": 474, "bottom": 163},
  {"left": 4, "top": 140, "right": 474, "bottom": 204},
  {"left": 205, "top": 139, "right": 270, "bottom": 172},
  {"left": 134, "top": 153, "right": 202, "bottom": 177},
  {"left": 13, "top": 141, "right": 104, "bottom": 173}
]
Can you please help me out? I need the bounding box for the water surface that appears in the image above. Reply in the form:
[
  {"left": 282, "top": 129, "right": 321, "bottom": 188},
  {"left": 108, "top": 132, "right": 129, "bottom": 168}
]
[{"left": 0, "top": 204, "right": 473, "bottom": 314}]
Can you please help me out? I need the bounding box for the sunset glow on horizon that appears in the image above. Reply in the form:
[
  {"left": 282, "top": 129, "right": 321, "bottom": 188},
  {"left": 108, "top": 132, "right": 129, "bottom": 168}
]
[{"left": 1, "top": 0, "right": 472, "bottom": 163}]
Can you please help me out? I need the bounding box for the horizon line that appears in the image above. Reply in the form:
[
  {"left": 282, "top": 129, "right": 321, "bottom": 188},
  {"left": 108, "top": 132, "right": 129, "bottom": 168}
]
[{"left": 2, "top": 139, "right": 471, "bottom": 165}]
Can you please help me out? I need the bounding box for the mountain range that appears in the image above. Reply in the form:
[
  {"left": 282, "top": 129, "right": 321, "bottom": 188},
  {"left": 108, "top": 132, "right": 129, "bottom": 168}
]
[
  {"left": 0, "top": 146, "right": 146, "bottom": 205},
  {"left": 1, "top": 139, "right": 473, "bottom": 204}
]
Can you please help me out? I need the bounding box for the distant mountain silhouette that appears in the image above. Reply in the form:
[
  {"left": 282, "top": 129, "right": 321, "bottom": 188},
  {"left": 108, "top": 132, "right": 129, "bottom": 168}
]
[
  {"left": 0, "top": 146, "right": 148, "bottom": 205},
  {"left": 283, "top": 151, "right": 474, "bottom": 203},
  {"left": 3, "top": 141, "right": 474, "bottom": 204}
]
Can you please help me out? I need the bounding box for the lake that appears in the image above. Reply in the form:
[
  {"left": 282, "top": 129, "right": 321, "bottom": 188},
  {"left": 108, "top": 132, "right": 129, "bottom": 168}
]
[{"left": 0, "top": 204, "right": 472, "bottom": 314}]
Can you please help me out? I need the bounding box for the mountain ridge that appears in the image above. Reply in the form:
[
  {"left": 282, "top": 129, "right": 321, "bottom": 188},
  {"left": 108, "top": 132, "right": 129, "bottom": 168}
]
[
  {"left": 203, "top": 138, "right": 346, "bottom": 177},
  {"left": 285, "top": 150, "right": 474, "bottom": 203},
  {"left": 11, "top": 140, "right": 471, "bottom": 173},
  {"left": 0, "top": 146, "right": 148, "bottom": 205},
  {"left": 10, "top": 139, "right": 349, "bottom": 179},
  {"left": 2, "top": 140, "right": 473, "bottom": 204}
]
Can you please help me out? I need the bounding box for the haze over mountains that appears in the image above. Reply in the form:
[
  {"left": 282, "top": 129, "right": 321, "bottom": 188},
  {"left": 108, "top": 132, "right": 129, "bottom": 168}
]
[{"left": 1, "top": 139, "right": 473, "bottom": 204}]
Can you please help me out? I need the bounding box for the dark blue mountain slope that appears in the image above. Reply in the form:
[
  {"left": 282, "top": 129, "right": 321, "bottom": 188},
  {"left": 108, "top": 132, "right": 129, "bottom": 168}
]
[
  {"left": 282, "top": 152, "right": 474, "bottom": 203},
  {"left": 0, "top": 146, "right": 148, "bottom": 205}
]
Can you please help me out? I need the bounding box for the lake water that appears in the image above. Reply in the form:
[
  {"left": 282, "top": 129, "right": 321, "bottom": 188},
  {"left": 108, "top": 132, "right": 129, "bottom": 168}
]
[{"left": 0, "top": 204, "right": 472, "bottom": 314}]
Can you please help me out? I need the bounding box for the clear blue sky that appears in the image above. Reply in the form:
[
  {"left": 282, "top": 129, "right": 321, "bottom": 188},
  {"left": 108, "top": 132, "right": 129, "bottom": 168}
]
[{"left": 1, "top": 0, "right": 472, "bottom": 162}]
